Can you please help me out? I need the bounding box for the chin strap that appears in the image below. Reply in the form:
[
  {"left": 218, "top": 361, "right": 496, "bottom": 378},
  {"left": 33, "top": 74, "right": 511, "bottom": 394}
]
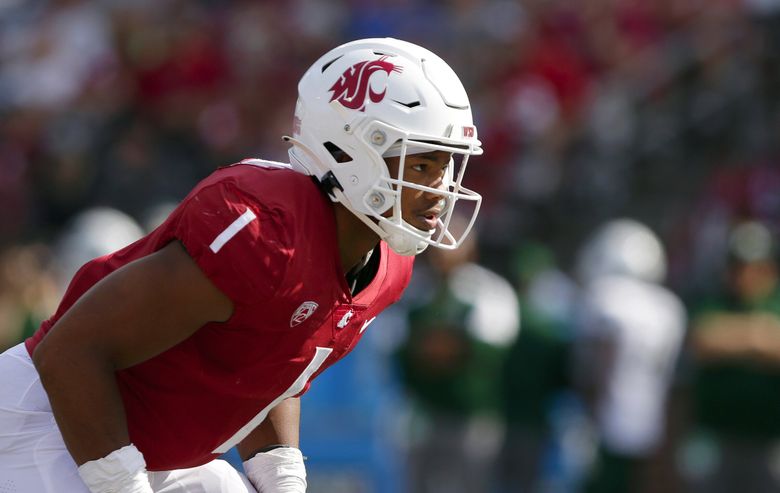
[{"left": 331, "top": 188, "right": 427, "bottom": 256}]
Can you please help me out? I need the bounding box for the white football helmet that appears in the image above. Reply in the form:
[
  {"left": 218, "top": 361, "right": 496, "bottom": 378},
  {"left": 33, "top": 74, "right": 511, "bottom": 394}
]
[
  {"left": 55, "top": 207, "right": 145, "bottom": 291},
  {"left": 576, "top": 218, "right": 667, "bottom": 285},
  {"left": 285, "top": 38, "right": 483, "bottom": 256}
]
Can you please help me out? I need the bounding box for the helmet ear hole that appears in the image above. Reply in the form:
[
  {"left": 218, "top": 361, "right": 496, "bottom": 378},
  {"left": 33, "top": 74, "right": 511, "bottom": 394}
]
[{"left": 323, "top": 142, "right": 353, "bottom": 163}]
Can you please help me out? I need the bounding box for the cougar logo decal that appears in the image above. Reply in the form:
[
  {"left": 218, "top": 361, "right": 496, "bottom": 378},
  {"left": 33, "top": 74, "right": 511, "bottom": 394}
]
[{"left": 329, "top": 56, "right": 402, "bottom": 111}]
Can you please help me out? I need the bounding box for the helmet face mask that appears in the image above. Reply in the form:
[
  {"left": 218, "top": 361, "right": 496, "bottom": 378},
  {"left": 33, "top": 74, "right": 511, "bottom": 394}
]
[
  {"left": 286, "top": 38, "right": 483, "bottom": 256},
  {"left": 378, "top": 139, "right": 480, "bottom": 255}
]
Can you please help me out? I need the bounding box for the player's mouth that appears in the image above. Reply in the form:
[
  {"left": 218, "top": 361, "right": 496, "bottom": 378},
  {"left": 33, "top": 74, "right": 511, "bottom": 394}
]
[{"left": 415, "top": 207, "right": 442, "bottom": 231}]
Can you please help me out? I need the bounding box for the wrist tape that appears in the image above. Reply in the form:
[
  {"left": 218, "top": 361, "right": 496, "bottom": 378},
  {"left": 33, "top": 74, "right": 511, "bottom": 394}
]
[
  {"left": 243, "top": 446, "right": 307, "bottom": 493},
  {"left": 77, "top": 444, "right": 153, "bottom": 493}
]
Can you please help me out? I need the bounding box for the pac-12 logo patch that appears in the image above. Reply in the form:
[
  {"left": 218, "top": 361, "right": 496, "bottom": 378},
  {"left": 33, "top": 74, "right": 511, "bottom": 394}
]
[
  {"left": 328, "top": 56, "right": 403, "bottom": 112},
  {"left": 290, "top": 301, "right": 319, "bottom": 327}
]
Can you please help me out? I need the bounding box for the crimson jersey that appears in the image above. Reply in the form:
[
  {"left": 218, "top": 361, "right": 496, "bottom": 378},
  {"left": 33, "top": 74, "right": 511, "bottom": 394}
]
[{"left": 25, "top": 160, "right": 414, "bottom": 471}]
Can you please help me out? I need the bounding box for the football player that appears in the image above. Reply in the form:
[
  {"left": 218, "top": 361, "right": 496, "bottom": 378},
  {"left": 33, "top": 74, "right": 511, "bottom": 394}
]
[
  {"left": 572, "top": 219, "right": 686, "bottom": 493},
  {"left": 0, "top": 38, "right": 482, "bottom": 493}
]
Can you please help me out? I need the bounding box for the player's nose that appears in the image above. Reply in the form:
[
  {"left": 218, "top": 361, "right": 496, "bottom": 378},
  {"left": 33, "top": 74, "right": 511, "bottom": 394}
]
[{"left": 423, "top": 176, "right": 446, "bottom": 202}]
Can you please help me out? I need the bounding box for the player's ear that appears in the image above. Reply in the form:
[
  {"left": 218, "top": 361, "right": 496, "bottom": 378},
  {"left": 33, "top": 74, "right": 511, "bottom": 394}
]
[{"left": 383, "top": 156, "right": 400, "bottom": 178}]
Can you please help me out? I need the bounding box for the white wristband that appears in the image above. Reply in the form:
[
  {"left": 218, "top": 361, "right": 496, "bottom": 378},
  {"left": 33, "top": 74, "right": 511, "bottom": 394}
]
[
  {"left": 77, "top": 444, "right": 154, "bottom": 493},
  {"left": 243, "top": 447, "right": 307, "bottom": 493}
]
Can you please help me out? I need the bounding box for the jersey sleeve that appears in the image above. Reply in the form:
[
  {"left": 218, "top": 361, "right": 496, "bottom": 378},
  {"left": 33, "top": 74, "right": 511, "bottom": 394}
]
[{"left": 170, "top": 180, "right": 291, "bottom": 307}]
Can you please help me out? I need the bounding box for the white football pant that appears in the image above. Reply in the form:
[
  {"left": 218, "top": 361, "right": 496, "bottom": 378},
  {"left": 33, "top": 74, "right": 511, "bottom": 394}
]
[{"left": 0, "top": 343, "right": 257, "bottom": 493}]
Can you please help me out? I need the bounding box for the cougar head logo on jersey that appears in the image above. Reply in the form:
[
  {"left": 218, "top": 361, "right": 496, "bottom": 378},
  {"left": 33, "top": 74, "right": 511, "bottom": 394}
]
[{"left": 328, "top": 56, "right": 402, "bottom": 111}]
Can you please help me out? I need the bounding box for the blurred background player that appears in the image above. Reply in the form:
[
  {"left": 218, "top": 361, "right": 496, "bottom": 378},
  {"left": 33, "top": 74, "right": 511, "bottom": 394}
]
[
  {"left": 684, "top": 220, "right": 780, "bottom": 493},
  {"left": 499, "top": 242, "right": 579, "bottom": 493},
  {"left": 571, "top": 219, "right": 686, "bottom": 493},
  {"left": 0, "top": 207, "right": 143, "bottom": 352},
  {"left": 393, "top": 219, "right": 519, "bottom": 493}
]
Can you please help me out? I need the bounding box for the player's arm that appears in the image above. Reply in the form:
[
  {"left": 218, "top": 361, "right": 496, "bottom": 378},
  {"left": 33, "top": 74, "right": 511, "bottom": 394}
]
[
  {"left": 692, "top": 312, "right": 780, "bottom": 365},
  {"left": 32, "top": 240, "right": 232, "bottom": 490},
  {"left": 237, "top": 398, "right": 308, "bottom": 493},
  {"left": 237, "top": 397, "right": 301, "bottom": 459}
]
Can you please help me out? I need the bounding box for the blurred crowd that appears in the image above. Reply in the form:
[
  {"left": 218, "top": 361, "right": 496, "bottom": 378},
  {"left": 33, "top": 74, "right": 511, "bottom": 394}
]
[{"left": 2, "top": 0, "right": 780, "bottom": 492}]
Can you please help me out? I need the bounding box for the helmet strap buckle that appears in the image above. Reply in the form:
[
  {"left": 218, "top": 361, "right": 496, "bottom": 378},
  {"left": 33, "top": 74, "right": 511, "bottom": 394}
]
[{"left": 317, "top": 171, "right": 344, "bottom": 199}]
